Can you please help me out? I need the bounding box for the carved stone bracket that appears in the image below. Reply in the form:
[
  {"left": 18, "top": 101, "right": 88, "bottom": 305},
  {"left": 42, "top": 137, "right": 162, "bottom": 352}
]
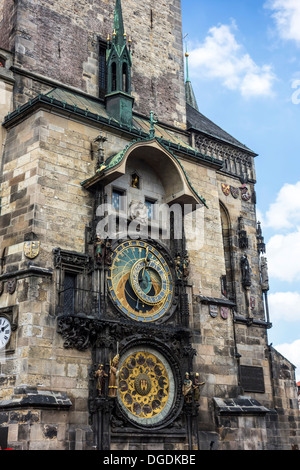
[
  {"left": 57, "top": 315, "right": 193, "bottom": 358},
  {"left": 53, "top": 248, "right": 91, "bottom": 273}
]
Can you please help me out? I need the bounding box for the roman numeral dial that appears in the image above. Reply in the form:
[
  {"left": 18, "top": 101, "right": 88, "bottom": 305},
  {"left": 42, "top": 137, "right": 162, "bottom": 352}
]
[
  {"left": 107, "top": 240, "right": 174, "bottom": 323},
  {"left": 0, "top": 317, "right": 12, "bottom": 349}
]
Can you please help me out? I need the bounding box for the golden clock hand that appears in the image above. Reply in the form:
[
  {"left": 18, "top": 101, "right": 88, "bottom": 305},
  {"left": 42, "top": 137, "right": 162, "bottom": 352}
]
[{"left": 141, "top": 246, "right": 149, "bottom": 280}]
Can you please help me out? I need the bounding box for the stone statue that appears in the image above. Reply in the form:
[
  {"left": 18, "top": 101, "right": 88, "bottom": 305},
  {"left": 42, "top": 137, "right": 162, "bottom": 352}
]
[
  {"left": 129, "top": 200, "right": 148, "bottom": 225},
  {"left": 104, "top": 239, "right": 113, "bottom": 266},
  {"left": 183, "top": 255, "right": 190, "bottom": 279},
  {"left": 175, "top": 256, "right": 183, "bottom": 280},
  {"left": 94, "top": 236, "right": 105, "bottom": 264},
  {"left": 260, "top": 256, "right": 269, "bottom": 292},
  {"left": 94, "top": 364, "right": 108, "bottom": 397},
  {"left": 182, "top": 372, "right": 193, "bottom": 403},
  {"left": 193, "top": 373, "right": 205, "bottom": 402},
  {"left": 241, "top": 254, "right": 251, "bottom": 288},
  {"left": 108, "top": 354, "right": 119, "bottom": 398}
]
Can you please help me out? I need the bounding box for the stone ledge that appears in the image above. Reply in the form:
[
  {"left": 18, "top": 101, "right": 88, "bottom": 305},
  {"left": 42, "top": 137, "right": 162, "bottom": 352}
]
[
  {"left": 214, "top": 397, "right": 270, "bottom": 415},
  {"left": 0, "top": 386, "right": 72, "bottom": 410},
  {"left": 0, "top": 266, "right": 53, "bottom": 281}
]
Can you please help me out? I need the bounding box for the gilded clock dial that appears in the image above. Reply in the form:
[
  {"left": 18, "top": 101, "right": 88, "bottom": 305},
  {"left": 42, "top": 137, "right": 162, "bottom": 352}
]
[
  {"left": 107, "top": 240, "right": 173, "bottom": 322},
  {"left": 117, "top": 348, "right": 175, "bottom": 426}
]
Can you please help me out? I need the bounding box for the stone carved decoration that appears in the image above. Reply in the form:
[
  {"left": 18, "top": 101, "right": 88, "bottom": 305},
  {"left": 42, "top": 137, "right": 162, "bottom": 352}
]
[
  {"left": 241, "top": 254, "right": 251, "bottom": 288},
  {"left": 195, "top": 135, "right": 255, "bottom": 182},
  {"left": 260, "top": 256, "right": 269, "bottom": 292},
  {"left": 57, "top": 316, "right": 97, "bottom": 351},
  {"left": 238, "top": 216, "right": 248, "bottom": 250},
  {"left": 92, "top": 134, "right": 107, "bottom": 169},
  {"left": 129, "top": 200, "right": 148, "bottom": 225},
  {"left": 53, "top": 248, "right": 90, "bottom": 272},
  {"left": 6, "top": 278, "right": 17, "bottom": 294},
  {"left": 57, "top": 316, "right": 192, "bottom": 363},
  {"left": 257, "top": 221, "right": 266, "bottom": 254}
]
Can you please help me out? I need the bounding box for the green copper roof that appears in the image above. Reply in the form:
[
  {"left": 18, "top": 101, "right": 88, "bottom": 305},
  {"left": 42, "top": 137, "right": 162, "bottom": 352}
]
[{"left": 113, "top": 0, "right": 126, "bottom": 51}]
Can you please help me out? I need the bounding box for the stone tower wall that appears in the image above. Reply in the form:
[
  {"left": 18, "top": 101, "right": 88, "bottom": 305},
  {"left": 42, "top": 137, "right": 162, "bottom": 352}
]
[{"left": 1, "top": 0, "right": 186, "bottom": 129}]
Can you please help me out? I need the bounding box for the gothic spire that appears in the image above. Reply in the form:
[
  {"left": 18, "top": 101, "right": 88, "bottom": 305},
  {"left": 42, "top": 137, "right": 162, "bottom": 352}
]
[
  {"left": 112, "top": 0, "right": 126, "bottom": 51},
  {"left": 185, "top": 46, "right": 199, "bottom": 111}
]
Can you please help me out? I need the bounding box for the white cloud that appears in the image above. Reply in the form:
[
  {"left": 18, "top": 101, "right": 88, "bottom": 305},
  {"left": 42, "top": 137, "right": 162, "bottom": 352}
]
[
  {"left": 275, "top": 339, "right": 300, "bottom": 381},
  {"left": 265, "top": 181, "right": 300, "bottom": 230},
  {"left": 189, "top": 23, "right": 275, "bottom": 98},
  {"left": 267, "top": 229, "right": 300, "bottom": 282},
  {"left": 269, "top": 291, "right": 300, "bottom": 321},
  {"left": 266, "top": 0, "right": 300, "bottom": 45}
]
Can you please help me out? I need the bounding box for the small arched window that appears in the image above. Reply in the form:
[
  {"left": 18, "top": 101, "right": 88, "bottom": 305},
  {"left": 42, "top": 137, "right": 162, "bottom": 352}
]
[
  {"left": 122, "top": 62, "right": 128, "bottom": 93},
  {"left": 111, "top": 62, "right": 117, "bottom": 92}
]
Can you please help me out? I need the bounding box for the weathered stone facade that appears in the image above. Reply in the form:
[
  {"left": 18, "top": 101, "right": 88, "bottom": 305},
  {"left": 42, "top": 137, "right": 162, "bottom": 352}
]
[{"left": 0, "top": 0, "right": 299, "bottom": 451}]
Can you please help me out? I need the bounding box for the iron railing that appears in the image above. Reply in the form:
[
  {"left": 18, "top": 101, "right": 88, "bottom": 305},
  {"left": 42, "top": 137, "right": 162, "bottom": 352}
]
[{"left": 57, "top": 287, "right": 101, "bottom": 317}]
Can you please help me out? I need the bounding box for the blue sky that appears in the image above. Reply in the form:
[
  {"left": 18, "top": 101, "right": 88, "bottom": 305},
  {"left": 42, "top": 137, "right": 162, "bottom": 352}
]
[{"left": 182, "top": 0, "right": 300, "bottom": 381}]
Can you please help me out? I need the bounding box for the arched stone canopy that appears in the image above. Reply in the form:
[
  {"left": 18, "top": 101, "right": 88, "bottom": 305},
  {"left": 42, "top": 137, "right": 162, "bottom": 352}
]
[{"left": 82, "top": 138, "right": 207, "bottom": 211}]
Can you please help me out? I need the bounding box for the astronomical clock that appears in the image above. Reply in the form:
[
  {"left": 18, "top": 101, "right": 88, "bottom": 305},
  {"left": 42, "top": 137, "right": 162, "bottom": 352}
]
[
  {"left": 102, "top": 237, "right": 188, "bottom": 434},
  {"left": 107, "top": 240, "right": 174, "bottom": 323},
  {"left": 57, "top": 136, "right": 201, "bottom": 448}
]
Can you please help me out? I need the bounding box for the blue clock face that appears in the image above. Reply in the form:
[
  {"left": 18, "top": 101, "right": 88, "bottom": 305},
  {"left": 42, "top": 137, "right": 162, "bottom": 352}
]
[{"left": 107, "top": 240, "right": 174, "bottom": 322}]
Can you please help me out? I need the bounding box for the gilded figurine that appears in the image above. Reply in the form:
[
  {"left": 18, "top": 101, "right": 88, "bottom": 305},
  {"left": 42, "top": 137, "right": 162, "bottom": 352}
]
[
  {"left": 131, "top": 174, "right": 139, "bottom": 188},
  {"left": 94, "top": 364, "right": 108, "bottom": 397},
  {"left": 108, "top": 354, "right": 119, "bottom": 397}
]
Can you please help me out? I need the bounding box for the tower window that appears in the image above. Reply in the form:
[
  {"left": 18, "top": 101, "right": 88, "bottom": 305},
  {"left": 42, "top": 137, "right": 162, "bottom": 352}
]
[
  {"left": 112, "top": 189, "right": 125, "bottom": 211},
  {"left": 145, "top": 198, "right": 156, "bottom": 219},
  {"left": 111, "top": 62, "right": 117, "bottom": 92},
  {"left": 63, "top": 272, "right": 77, "bottom": 315},
  {"left": 99, "top": 39, "right": 107, "bottom": 99},
  {"left": 122, "top": 62, "right": 128, "bottom": 93}
]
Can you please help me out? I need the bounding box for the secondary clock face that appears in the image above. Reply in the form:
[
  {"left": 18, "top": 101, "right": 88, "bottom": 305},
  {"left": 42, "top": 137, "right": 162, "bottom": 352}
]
[
  {"left": 117, "top": 347, "right": 175, "bottom": 427},
  {"left": 107, "top": 240, "right": 173, "bottom": 322},
  {"left": 0, "top": 317, "right": 11, "bottom": 349}
]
